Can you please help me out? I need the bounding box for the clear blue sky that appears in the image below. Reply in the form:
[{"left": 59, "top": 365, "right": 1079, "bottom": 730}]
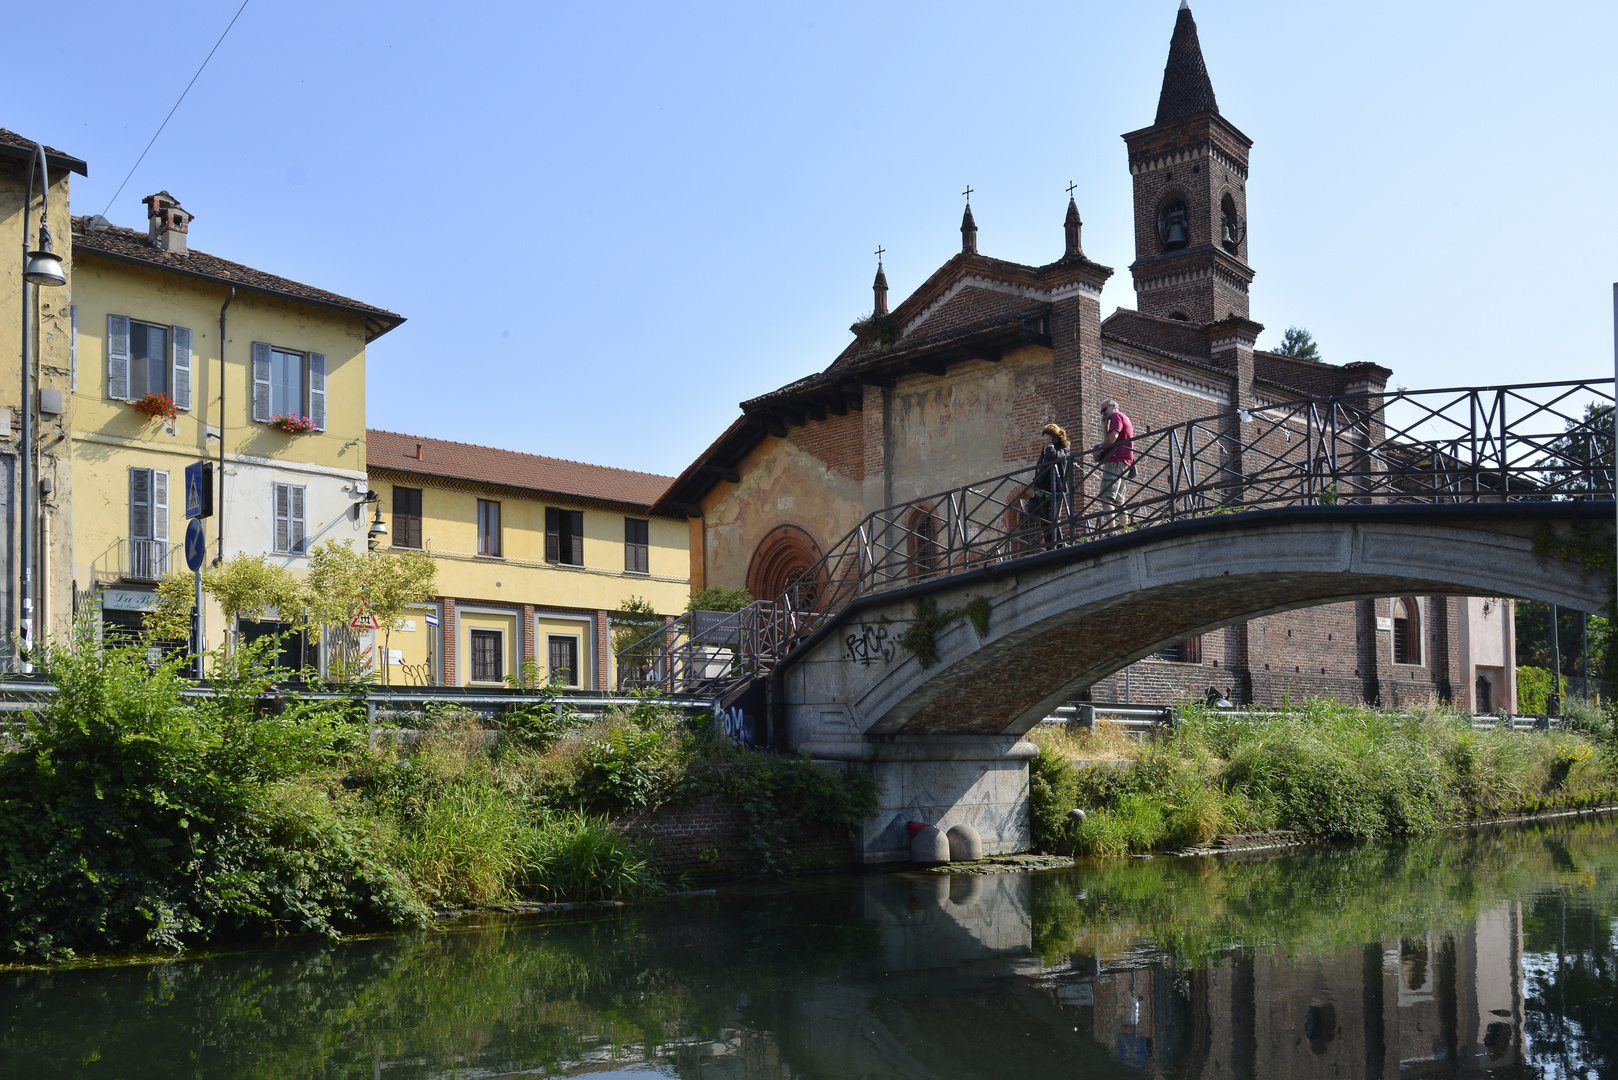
[{"left": 14, "top": 1, "right": 1618, "bottom": 477}]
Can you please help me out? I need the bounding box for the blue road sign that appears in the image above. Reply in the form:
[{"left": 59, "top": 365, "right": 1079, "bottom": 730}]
[
  {"left": 185, "top": 517, "right": 207, "bottom": 572},
  {"left": 184, "top": 461, "right": 213, "bottom": 519}
]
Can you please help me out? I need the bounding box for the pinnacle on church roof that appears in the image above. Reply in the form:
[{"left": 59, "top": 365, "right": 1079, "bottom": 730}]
[
  {"left": 1155, "top": 2, "right": 1219, "bottom": 125},
  {"left": 960, "top": 199, "right": 978, "bottom": 255},
  {"left": 872, "top": 246, "right": 890, "bottom": 315},
  {"left": 1064, "top": 196, "right": 1083, "bottom": 257}
]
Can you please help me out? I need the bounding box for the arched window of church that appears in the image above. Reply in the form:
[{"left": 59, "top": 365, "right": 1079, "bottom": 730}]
[
  {"left": 1392, "top": 597, "right": 1421, "bottom": 665},
  {"left": 1157, "top": 199, "right": 1190, "bottom": 251},
  {"left": 1220, "top": 194, "right": 1240, "bottom": 252}
]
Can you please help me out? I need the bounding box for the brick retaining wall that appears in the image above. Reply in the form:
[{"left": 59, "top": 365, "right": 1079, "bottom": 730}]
[{"left": 616, "top": 795, "right": 857, "bottom": 878}]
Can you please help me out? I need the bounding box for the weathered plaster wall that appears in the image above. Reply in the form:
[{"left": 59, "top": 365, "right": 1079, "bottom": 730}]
[
  {"left": 885, "top": 347, "right": 1055, "bottom": 503},
  {"left": 700, "top": 432, "right": 864, "bottom": 595}
]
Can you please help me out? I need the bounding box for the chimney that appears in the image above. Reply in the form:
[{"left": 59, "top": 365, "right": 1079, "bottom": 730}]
[
  {"left": 1064, "top": 197, "right": 1083, "bottom": 257},
  {"left": 415, "top": 443, "right": 423, "bottom": 461},
  {"left": 872, "top": 258, "right": 889, "bottom": 316},
  {"left": 960, "top": 201, "right": 977, "bottom": 255},
  {"left": 142, "top": 191, "right": 193, "bottom": 254}
]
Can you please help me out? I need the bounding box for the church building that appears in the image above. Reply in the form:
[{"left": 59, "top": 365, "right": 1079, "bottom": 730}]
[{"left": 654, "top": 4, "right": 1514, "bottom": 713}]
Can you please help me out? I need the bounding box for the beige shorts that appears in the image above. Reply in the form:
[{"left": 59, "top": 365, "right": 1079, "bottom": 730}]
[{"left": 1099, "top": 460, "right": 1130, "bottom": 503}]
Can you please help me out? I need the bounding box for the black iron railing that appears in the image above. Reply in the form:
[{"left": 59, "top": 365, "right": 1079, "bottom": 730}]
[{"left": 617, "top": 379, "right": 1614, "bottom": 695}]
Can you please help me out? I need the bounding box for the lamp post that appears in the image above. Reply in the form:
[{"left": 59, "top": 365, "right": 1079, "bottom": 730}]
[{"left": 18, "top": 143, "right": 67, "bottom": 672}]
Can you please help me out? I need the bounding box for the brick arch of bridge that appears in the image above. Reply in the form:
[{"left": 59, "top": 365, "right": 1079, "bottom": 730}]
[{"left": 778, "top": 503, "right": 1612, "bottom": 744}]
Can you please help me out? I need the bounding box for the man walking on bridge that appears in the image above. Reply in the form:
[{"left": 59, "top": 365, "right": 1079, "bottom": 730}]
[{"left": 1092, "top": 399, "right": 1134, "bottom": 532}]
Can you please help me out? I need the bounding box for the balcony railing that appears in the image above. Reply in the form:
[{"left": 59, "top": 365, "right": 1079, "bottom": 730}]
[{"left": 120, "top": 538, "right": 178, "bottom": 583}]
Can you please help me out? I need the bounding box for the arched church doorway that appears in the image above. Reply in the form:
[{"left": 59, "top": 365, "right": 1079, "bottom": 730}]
[{"left": 746, "top": 524, "right": 824, "bottom": 604}]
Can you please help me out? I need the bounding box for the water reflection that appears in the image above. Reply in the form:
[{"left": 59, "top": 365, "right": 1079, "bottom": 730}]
[{"left": 0, "top": 816, "right": 1613, "bottom": 1079}]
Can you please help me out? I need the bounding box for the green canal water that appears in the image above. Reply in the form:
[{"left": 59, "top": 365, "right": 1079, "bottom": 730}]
[{"left": 2, "top": 814, "right": 1614, "bottom": 1079}]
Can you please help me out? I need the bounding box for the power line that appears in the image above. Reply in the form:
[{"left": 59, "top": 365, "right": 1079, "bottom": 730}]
[{"left": 101, "top": 0, "right": 253, "bottom": 217}]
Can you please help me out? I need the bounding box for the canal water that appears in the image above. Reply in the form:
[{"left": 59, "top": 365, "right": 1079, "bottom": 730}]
[{"left": 2, "top": 815, "right": 1613, "bottom": 1079}]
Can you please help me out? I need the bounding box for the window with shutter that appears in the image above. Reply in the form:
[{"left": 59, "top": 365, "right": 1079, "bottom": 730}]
[
  {"left": 171, "top": 326, "right": 193, "bottom": 411},
  {"left": 545, "top": 508, "right": 584, "bottom": 565},
  {"left": 151, "top": 471, "right": 169, "bottom": 542},
  {"left": 251, "top": 342, "right": 273, "bottom": 423},
  {"left": 130, "top": 469, "right": 152, "bottom": 540},
  {"left": 129, "top": 321, "right": 169, "bottom": 400},
  {"left": 393, "top": 486, "right": 423, "bottom": 548},
  {"left": 107, "top": 315, "right": 131, "bottom": 400},
  {"left": 565, "top": 510, "right": 584, "bottom": 566},
  {"left": 477, "top": 499, "right": 502, "bottom": 557},
  {"left": 70, "top": 306, "right": 77, "bottom": 392},
  {"left": 274, "top": 483, "right": 308, "bottom": 554},
  {"left": 625, "top": 518, "right": 649, "bottom": 574},
  {"left": 307, "top": 352, "right": 326, "bottom": 430}
]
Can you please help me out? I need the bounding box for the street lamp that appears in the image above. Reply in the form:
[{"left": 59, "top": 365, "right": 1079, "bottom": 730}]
[{"left": 18, "top": 142, "right": 66, "bottom": 671}]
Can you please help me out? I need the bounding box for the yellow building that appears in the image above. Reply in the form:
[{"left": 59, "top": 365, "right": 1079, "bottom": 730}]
[
  {"left": 2, "top": 129, "right": 84, "bottom": 663},
  {"left": 366, "top": 430, "right": 687, "bottom": 688},
  {"left": 67, "top": 190, "right": 404, "bottom": 655}
]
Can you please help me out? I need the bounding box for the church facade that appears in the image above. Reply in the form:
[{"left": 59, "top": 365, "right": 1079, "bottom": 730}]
[{"left": 655, "top": 4, "right": 1514, "bottom": 713}]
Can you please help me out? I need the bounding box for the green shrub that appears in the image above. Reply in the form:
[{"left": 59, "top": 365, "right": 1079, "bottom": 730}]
[
  {"left": 522, "top": 814, "right": 660, "bottom": 902},
  {"left": 1029, "top": 746, "right": 1081, "bottom": 853},
  {"left": 1517, "top": 665, "right": 1566, "bottom": 714},
  {"left": 0, "top": 624, "right": 423, "bottom": 960}
]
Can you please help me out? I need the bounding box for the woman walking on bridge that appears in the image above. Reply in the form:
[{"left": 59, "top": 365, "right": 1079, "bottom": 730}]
[{"left": 1030, "top": 423, "right": 1071, "bottom": 549}]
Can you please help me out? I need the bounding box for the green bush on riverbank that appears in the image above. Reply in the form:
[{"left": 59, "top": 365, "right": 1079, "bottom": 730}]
[
  {"left": 0, "top": 624, "right": 876, "bottom": 960},
  {"left": 1031, "top": 699, "right": 1618, "bottom": 857}
]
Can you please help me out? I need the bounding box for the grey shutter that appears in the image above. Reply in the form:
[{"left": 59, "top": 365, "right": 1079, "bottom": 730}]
[
  {"left": 568, "top": 511, "right": 584, "bottom": 566},
  {"left": 290, "top": 486, "right": 306, "bottom": 553},
  {"left": 108, "top": 314, "right": 130, "bottom": 400},
  {"left": 307, "top": 352, "right": 326, "bottom": 430},
  {"left": 130, "top": 469, "right": 151, "bottom": 540},
  {"left": 274, "top": 484, "right": 290, "bottom": 552},
  {"left": 171, "top": 326, "right": 193, "bottom": 411},
  {"left": 70, "top": 305, "right": 77, "bottom": 392},
  {"left": 545, "top": 507, "right": 559, "bottom": 563},
  {"left": 251, "top": 342, "right": 272, "bottom": 423},
  {"left": 152, "top": 471, "right": 170, "bottom": 542}
]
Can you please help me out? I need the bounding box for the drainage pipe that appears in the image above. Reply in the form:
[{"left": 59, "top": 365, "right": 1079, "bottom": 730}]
[{"left": 215, "top": 286, "right": 234, "bottom": 564}]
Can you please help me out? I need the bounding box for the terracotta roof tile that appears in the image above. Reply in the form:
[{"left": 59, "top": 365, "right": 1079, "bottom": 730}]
[
  {"left": 367, "top": 429, "right": 676, "bottom": 511},
  {"left": 0, "top": 127, "right": 87, "bottom": 175},
  {"left": 71, "top": 218, "right": 404, "bottom": 342}
]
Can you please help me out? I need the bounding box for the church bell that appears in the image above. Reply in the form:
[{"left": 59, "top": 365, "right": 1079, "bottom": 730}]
[
  {"left": 1221, "top": 219, "right": 1234, "bottom": 244},
  {"left": 1166, "top": 220, "right": 1189, "bottom": 247}
]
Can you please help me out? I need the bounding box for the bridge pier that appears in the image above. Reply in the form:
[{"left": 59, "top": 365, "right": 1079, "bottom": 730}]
[{"left": 797, "top": 735, "right": 1037, "bottom": 863}]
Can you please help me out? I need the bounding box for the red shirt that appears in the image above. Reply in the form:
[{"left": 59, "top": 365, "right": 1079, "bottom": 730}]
[{"left": 1105, "top": 411, "right": 1134, "bottom": 464}]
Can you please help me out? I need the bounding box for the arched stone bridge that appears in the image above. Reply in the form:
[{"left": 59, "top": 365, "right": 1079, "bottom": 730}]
[{"left": 774, "top": 502, "right": 1611, "bottom": 861}]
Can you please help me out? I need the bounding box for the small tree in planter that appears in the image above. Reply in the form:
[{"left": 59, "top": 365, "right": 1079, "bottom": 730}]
[
  {"left": 269, "top": 413, "right": 317, "bottom": 434},
  {"left": 132, "top": 393, "right": 177, "bottom": 421}
]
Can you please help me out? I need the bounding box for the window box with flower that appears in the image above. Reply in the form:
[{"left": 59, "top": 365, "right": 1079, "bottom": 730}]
[
  {"left": 268, "top": 413, "right": 318, "bottom": 435},
  {"left": 131, "top": 392, "right": 177, "bottom": 421}
]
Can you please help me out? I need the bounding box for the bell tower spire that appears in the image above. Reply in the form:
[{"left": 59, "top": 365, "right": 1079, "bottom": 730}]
[{"left": 1122, "top": 3, "right": 1254, "bottom": 324}]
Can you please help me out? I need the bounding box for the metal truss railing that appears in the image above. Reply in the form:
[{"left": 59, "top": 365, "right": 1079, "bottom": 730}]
[{"left": 617, "top": 378, "right": 1614, "bottom": 695}]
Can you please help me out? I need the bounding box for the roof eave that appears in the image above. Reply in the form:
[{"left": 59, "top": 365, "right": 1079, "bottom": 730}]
[
  {"left": 0, "top": 142, "right": 88, "bottom": 177},
  {"left": 368, "top": 461, "right": 676, "bottom": 517},
  {"left": 72, "top": 244, "right": 406, "bottom": 342}
]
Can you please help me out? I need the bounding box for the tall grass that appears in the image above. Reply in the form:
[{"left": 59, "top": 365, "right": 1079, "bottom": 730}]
[
  {"left": 524, "top": 814, "right": 659, "bottom": 902},
  {"left": 1030, "top": 700, "right": 1618, "bottom": 857}
]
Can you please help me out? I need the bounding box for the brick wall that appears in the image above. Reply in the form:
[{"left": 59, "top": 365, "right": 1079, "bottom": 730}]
[
  {"left": 441, "top": 598, "right": 457, "bottom": 685},
  {"left": 615, "top": 795, "right": 856, "bottom": 877},
  {"left": 788, "top": 409, "right": 865, "bottom": 483}
]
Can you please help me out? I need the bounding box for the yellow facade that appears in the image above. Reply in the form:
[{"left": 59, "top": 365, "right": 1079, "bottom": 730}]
[
  {"left": 1, "top": 141, "right": 81, "bottom": 661},
  {"left": 369, "top": 465, "right": 689, "bottom": 689},
  {"left": 61, "top": 201, "right": 400, "bottom": 663}
]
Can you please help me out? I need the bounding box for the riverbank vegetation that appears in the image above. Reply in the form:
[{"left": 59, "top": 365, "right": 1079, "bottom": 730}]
[
  {"left": 1030, "top": 698, "right": 1618, "bottom": 858},
  {"left": 0, "top": 624, "right": 876, "bottom": 961}
]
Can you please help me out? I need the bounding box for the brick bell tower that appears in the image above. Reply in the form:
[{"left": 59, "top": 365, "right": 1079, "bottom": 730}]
[{"left": 1123, "top": 2, "right": 1254, "bottom": 325}]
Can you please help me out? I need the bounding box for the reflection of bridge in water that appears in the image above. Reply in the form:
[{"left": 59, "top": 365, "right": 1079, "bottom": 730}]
[{"left": 621, "top": 381, "right": 1615, "bottom": 861}]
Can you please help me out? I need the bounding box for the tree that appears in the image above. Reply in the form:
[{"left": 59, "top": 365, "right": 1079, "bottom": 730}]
[
  {"left": 1541, "top": 403, "right": 1613, "bottom": 497},
  {"left": 1275, "top": 326, "right": 1321, "bottom": 360},
  {"left": 611, "top": 596, "right": 665, "bottom": 687},
  {"left": 302, "top": 540, "right": 437, "bottom": 684},
  {"left": 685, "top": 585, "right": 754, "bottom": 614},
  {"left": 145, "top": 554, "right": 302, "bottom": 654}
]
